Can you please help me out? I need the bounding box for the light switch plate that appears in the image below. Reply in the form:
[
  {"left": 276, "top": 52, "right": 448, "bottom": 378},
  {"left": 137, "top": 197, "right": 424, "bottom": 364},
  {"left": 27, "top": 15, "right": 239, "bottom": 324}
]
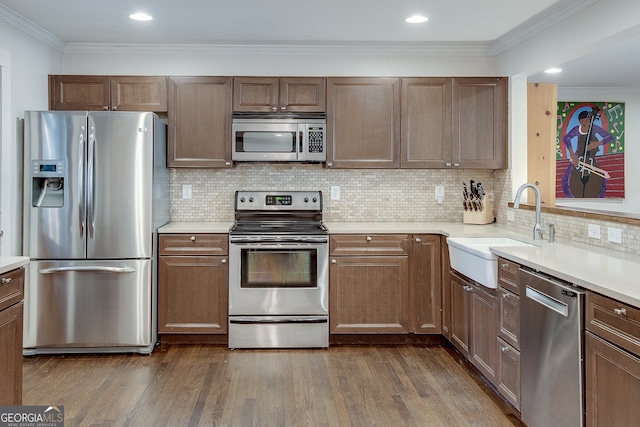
[
  {"left": 435, "top": 185, "right": 444, "bottom": 204},
  {"left": 331, "top": 186, "right": 340, "bottom": 200},
  {"left": 588, "top": 224, "right": 601, "bottom": 239}
]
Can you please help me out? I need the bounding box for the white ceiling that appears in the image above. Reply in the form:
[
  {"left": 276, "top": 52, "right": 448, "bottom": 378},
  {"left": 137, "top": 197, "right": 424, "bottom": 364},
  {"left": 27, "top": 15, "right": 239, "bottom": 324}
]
[
  {"left": 1, "top": 0, "right": 638, "bottom": 87},
  {"left": 0, "top": 0, "right": 560, "bottom": 44}
]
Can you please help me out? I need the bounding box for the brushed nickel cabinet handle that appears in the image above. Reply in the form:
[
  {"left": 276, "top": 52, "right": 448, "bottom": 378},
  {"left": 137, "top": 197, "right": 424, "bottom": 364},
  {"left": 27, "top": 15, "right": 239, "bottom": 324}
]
[
  {"left": 366, "top": 236, "right": 372, "bottom": 241},
  {"left": 415, "top": 237, "right": 421, "bottom": 242},
  {"left": 614, "top": 308, "right": 627, "bottom": 316},
  {"left": 221, "top": 259, "right": 227, "bottom": 264},
  {"left": 1, "top": 277, "right": 11, "bottom": 284},
  {"left": 501, "top": 263, "right": 509, "bottom": 269},
  {"left": 190, "top": 235, "right": 196, "bottom": 241},
  {"left": 331, "top": 259, "right": 337, "bottom": 264}
]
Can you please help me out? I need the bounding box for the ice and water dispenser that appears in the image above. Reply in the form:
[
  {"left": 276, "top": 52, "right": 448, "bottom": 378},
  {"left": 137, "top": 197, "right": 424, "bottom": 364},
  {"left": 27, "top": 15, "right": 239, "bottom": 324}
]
[{"left": 31, "top": 160, "right": 65, "bottom": 207}]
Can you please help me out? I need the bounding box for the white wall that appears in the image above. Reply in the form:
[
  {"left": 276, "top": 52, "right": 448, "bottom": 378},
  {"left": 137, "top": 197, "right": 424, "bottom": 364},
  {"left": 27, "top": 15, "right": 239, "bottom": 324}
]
[{"left": 0, "top": 20, "right": 62, "bottom": 255}]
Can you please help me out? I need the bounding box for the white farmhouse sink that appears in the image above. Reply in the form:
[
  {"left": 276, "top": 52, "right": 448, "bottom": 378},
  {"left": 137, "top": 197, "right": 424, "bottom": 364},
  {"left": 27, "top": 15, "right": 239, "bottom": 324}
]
[{"left": 446, "top": 237, "right": 535, "bottom": 288}]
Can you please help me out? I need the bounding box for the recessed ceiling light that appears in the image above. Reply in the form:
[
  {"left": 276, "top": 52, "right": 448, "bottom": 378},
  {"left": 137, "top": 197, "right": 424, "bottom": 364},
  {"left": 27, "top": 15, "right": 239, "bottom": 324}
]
[
  {"left": 545, "top": 68, "right": 562, "bottom": 74},
  {"left": 129, "top": 12, "right": 153, "bottom": 21},
  {"left": 405, "top": 15, "right": 429, "bottom": 24}
]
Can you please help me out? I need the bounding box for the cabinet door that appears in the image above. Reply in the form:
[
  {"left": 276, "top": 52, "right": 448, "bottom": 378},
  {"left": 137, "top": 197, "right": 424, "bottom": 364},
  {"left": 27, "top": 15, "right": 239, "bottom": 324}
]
[
  {"left": 498, "top": 287, "right": 520, "bottom": 350},
  {"left": 401, "top": 78, "right": 452, "bottom": 168},
  {"left": 497, "top": 337, "right": 521, "bottom": 411},
  {"left": 449, "top": 271, "right": 470, "bottom": 357},
  {"left": 326, "top": 77, "right": 400, "bottom": 168},
  {"left": 233, "top": 77, "right": 280, "bottom": 112},
  {"left": 329, "top": 255, "right": 409, "bottom": 334},
  {"left": 452, "top": 77, "right": 507, "bottom": 169},
  {"left": 49, "top": 75, "right": 111, "bottom": 111},
  {"left": 586, "top": 332, "right": 640, "bottom": 427},
  {"left": 110, "top": 76, "right": 168, "bottom": 112},
  {"left": 470, "top": 283, "right": 499, "bottom": 384},
  {"left": 158, "top": 255, "right": 228, "bottom": 334},
  {"left": 441, "top": 236, "right": 452, "bottom": 339},
  {"left": 167, "top": 76, "right": 233, "bottom": 168},
  {"left": 0, "top": 302, "right": 23, "bottom": 406},
  {"left": 279, "top": 77, "right": 326, "bottom": 113},
  {"left": 410, "top": 235, "right": 442, "bottom": 334}
]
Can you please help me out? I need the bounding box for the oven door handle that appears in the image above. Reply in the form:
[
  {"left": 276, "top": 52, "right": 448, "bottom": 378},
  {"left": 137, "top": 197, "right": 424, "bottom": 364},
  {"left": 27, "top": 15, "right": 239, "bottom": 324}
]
[
  {"left": 229, "top": 316, "right": 328, "bottom": 324},
  {"left": 229, "top": 237, "right": 328, "bottom": 244}
]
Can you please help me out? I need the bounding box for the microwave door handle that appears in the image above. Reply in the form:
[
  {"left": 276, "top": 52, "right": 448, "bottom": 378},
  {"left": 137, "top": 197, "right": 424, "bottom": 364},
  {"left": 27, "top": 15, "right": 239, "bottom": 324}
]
[{"left": 299, "top": 129, "right": 304, "bottom": 158}]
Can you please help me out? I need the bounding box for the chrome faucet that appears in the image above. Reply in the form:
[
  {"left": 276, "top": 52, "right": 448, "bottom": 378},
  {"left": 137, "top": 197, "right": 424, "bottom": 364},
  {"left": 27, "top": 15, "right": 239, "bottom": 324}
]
[{"left": 513, "top": 183, "right": 544, "bottom": 240}]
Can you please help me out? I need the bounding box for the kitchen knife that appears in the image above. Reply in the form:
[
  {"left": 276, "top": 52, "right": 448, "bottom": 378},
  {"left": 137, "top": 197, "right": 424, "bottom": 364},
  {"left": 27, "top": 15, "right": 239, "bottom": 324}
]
[
  {"left": 477, "top": 182, "right": 484, "bottom": 211},
  {"left": 463, "top": 182, "right": 469, "bottom": 210}
]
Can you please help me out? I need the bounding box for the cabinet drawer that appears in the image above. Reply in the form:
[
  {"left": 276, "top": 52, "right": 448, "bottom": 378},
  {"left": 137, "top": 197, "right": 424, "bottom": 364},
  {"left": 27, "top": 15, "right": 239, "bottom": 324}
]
[
  {"left": 0, "top": 268, "right": 25, "bottom": 311},
  {"left": 587, "top": 291, "right": 640, "bottom": 357},
  {"left": 498, "top": 258, "right": 520, "bottom": 294},
  {"left": 159, "top": 234, "right": 228, "bottom": 256},
  {"left": 498, "top": 287, "right": 520, "bottom": 350},
  {"left": 330, "top": 234, "right": 408, "bottom": 256}
]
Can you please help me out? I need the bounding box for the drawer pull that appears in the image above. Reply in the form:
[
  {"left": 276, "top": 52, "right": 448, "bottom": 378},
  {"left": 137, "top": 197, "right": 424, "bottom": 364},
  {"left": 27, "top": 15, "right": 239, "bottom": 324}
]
[
  {"left": 415, "top": 237, "right": 421, "bottom": 242},
  {"left": 190, "top": 235, "right": 196, "bottom": 241},
  {"left": 614, "top": 308, "right": 627, "bottom": 316},
  {"left": 502, "top": 292, "right": 509, "bottom": 299},
  {"left": 1, "top": 277, "right": 11, "bottom": 284},
  {"left": 501, "top": 263, "right": 509, "bottom": 269},
  {"left": 464, "top": 285, "right": 473, "bottom": 292},
  {"left": 331, "top": 259, "right": 337, "bottom": 264},
  {"left": 501, "top": 346, "right": 509, "bottom": 352},
  {"left": 221, "top": 259, "right": 227, "bottom": 264},
  {"left": 366, "top": 236, "right": 372, "bottom": 241}
]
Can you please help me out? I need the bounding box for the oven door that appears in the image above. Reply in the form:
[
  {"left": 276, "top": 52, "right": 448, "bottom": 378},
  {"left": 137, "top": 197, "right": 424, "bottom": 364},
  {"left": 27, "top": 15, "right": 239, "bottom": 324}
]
[
  {"left": 228, "top": 236, "right": 328, "bottom": 316},
  {"left": 232, "top": 122, "right": 300, "bottom": 162}
]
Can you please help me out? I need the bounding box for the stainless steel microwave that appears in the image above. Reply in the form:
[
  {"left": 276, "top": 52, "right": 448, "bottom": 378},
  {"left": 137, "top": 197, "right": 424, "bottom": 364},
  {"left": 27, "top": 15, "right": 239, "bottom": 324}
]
[{"left": 232, "top": 115, "right": 326, "bottom": 162}]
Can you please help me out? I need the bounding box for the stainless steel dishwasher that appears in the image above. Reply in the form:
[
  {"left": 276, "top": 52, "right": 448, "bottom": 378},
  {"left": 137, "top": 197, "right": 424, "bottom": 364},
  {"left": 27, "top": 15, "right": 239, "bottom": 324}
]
[{"left": 519, "top": 267, "right": 586, "bottom": 427}]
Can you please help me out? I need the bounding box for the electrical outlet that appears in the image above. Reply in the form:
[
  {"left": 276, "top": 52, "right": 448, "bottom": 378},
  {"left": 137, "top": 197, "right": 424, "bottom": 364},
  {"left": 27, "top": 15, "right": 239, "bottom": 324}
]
[
  {"left": 588, "top": 224, "right": 601, "bottom": 239},
  {"left": 608, "top": 227, "right": 622, "bottom": 244},
  {"left": 331, "top": 186, "right": 340, "bottom": 200},
  {"left": 507, "top": 211, "right": 515, "bottom": 222},
  {"left": 182, "top": 184, "right": 192, "bottom": 199},
  {"left": 435, "top": 185, "right": 444, "bottom": 204}
]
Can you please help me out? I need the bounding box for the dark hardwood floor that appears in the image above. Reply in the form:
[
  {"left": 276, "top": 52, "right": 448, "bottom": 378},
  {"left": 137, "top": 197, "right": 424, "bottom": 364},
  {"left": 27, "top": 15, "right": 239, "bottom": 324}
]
[{"left": 23, "top": 344, "right": 522, "bottom": 426}]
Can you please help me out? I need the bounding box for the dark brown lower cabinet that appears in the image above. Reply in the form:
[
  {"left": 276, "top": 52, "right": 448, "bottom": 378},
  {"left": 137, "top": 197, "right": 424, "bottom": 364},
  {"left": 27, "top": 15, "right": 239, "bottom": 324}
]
[
  {"left": 0, "top": 267, "right": 24, "bottom": 405},
  {"left": 449, "top": 270, "right": 498, "bottom": 384},
  {"left": 158, "top": 234, "right": 228, "bottom": 338},
  {"left": 497, "top": 336, "right": 520, "bottom": 410},
  {"left": 585, "top": 331, "right": 640, "bottom": 426}
]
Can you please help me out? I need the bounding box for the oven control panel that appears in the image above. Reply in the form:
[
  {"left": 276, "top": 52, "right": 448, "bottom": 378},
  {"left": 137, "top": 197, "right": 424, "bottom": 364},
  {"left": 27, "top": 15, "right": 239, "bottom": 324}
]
[{"left": 235, "top": 191, "right": 322, "bottom": 211}]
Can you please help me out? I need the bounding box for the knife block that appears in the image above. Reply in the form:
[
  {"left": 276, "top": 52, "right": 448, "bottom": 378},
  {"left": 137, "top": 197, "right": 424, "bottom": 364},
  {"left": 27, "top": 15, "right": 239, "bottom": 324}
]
[{"left": 463, "top": 198, "right": 494, "bottom": 224}]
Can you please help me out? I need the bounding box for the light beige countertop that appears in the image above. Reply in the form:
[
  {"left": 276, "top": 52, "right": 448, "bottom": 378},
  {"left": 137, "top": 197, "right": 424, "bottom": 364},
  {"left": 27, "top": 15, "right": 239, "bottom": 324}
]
[
  {"left": 0, "top": 256, "right": 30, "bottom": 275},
  {"left": 159, "top": 221, "right": 640, "bottom": 307},
  {"left": 159, "top": 222, "right": 233, "bottom": 234}
]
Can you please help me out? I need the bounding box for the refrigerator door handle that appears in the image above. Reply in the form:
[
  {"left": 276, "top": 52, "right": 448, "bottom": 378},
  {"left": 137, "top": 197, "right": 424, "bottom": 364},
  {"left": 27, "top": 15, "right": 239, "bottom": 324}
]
[
  {"left": 38, "top": 266, "right": 136, "bottom": 274},
  {"left": 78, "top": 129, "right": 86, "bottom": 238},
  {"left": 87, "top": 125, "right": 96, "bottom": 238}
]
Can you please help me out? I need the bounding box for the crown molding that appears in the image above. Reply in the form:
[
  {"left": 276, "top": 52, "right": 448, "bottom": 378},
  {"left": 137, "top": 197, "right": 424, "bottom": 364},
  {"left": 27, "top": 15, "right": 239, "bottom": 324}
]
[
  {"left": 491, "top": 0, "right": 599, "bottom": 55},
  {"left": 0, "top": 3, "right": 66, "bottom": 52},
  {"left": 60, "top": 41, "right": 494, "bottom": 56}
]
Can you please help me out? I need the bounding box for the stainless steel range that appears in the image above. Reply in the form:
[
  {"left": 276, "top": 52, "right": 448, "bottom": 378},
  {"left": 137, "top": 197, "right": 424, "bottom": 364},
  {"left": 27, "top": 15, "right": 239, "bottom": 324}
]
[{"left": 228, "top": 191, "right": 329, "bottom": 349}]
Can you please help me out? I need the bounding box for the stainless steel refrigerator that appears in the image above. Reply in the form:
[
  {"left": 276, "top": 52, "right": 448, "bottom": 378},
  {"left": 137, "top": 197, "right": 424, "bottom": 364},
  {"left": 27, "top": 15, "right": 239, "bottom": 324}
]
[{"left": 22, "top": 111, "right": 169, "bottom": 355}]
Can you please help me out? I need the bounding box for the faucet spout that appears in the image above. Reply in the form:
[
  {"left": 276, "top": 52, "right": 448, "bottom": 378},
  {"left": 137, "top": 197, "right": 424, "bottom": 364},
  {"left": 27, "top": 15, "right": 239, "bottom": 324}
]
[{"left": 513, "top": 183, "right": 543, "bottom": 240}]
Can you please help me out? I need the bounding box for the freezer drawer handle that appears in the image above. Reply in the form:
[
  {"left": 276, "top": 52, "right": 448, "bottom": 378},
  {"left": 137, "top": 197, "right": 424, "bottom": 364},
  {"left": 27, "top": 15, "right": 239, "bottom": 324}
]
[
  {"left": 38, "top": 266, "right": 136, "bottom": 274},
  {"left": 525, "top": 285, "right": 569, "bottom": 317},
  {"left": 230, "top": 317, "right": 328, "bottom": 324}
]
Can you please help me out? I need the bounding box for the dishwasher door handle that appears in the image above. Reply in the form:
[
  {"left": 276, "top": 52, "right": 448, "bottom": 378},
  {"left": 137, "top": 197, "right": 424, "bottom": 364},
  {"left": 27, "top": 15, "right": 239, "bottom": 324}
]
[{"left": 525, "top": 285, "right": 569, "bottom": 317}]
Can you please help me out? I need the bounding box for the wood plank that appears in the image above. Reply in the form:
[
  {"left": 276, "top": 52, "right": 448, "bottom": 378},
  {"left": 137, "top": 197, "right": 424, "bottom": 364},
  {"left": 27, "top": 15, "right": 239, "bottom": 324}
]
[{"left": 23, "top": 345, "right": 521, "bottom": 426}]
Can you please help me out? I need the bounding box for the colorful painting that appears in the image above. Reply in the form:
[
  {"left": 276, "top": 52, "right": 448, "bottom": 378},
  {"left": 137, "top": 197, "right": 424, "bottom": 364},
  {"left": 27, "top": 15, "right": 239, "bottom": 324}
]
[{"left": 556, "top": 101, "right": 625, "bottom": 199}]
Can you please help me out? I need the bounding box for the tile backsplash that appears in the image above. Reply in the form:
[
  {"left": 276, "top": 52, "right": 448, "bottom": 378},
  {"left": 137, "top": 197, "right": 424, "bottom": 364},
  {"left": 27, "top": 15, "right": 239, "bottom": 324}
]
[
  {"left": 170, "top": 164, "right": 639, "bottom": 256},
  {"left": 170, "top": 164, "right": 500, "bottom": 223}
]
